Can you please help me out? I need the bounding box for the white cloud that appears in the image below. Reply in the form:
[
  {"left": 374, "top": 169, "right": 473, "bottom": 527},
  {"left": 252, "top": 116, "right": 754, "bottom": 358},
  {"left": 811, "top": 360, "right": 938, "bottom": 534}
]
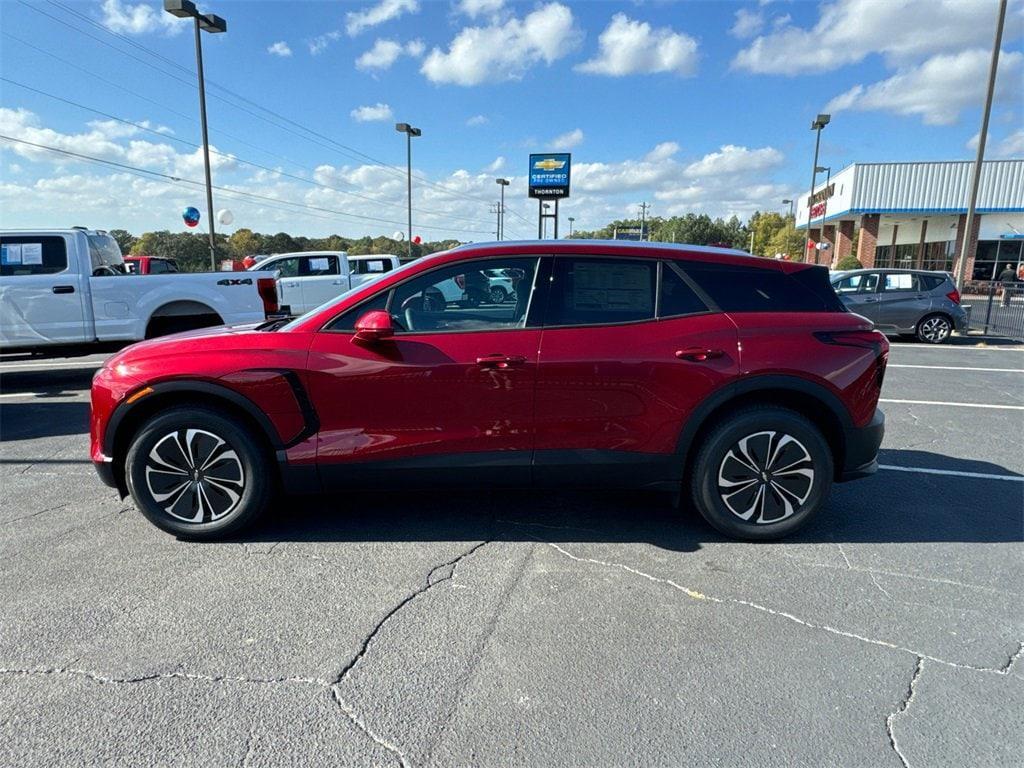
[
  {"left": 421, "top": 2, "right": 581, "bottom": 86},
  {"left": 346, "top": 0, "right": 420, "bottom": 36},
  {"left": 644, "top": 142, "right": 681, "bottom": 163},
  {"left": 267, "top": 41, "right": 292, "bottom": 57},
  {"left": 356, "top": 38, "right": 425, "bottom": 71},
  {"left": 457, "top": 0, "right": 505, "bottom": 18},
  {"left": 683, "top": 145, "right": 784, "bottom": 177},
  {"left": 484, "top": 156, "right": 506, "bottom": 172},
  {"left": 730, "top": 9, "right": 764, "bottom": 39},
  {"left": 826, "top": 49, "right": 1024, "bottom": 126},
  {"left": 549, "top": 128, "right": 584, "bottom": 150},
  {"left": 309, "top": 31, "right": 342, "bottom": 55},
  {"left": 576, "top": 13, "right": 698, "bottom": 78},
  {"left": 733, "top": 0, "right": 1010, "bottom": 75},
  {"left": 996, "top": 129, "right": 1024, "bottom": 156},
  {"left": 99, "top": 0, "right": 182, "bottom": 36},
  {"left": 466, "top": 114, "right": 489, "bottom": 127},
  {"left": 350, "top": 103, "right": 395, "bottom": 122}
]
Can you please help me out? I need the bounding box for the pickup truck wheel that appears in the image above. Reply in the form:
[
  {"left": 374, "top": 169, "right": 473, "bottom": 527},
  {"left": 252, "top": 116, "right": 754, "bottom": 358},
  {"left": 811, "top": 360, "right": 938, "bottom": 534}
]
[
  {"left": 690, "top": 406, "right": 833, "bottom": 541},
  {"left": 146, "top": 313, "right": 222, "bottom": 339},
  {"left": 125, "top": 406, "right": 270, "bottom": 540}
]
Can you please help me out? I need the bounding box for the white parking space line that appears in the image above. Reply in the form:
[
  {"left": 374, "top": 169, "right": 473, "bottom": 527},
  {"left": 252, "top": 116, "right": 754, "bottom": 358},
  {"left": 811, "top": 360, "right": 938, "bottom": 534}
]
[
  {"left": 887, "top": 364, "right": 1023, "bottom": 372},
  {"left": 889, "top": 343, "right": 1024, "bottom": 351},
  {"left": 0, "top": 392, "right": 87, "bottom": 400},
  {"left": 880, "top": 465, "right": 1024, "bottom": 482},
  {"left": 880, "top": 398, "right": 1024, "bottom": 410},
  {"left": 0, "top": 360, "right": 107, "bottom": 371}
]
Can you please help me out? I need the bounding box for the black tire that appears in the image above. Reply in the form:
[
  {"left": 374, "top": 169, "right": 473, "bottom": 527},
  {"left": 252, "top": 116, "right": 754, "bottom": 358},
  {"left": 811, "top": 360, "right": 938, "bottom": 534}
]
[
  {"left": 125, "top": 406, "right": 271, "bottom": 540},
  {"left": 690, "top": 406, "right": 833, "bottom": 541},
  {"left": 488, "top": 286, "right": 507, "bottom": 304},
  {"left": 916, "top": 313, "right": 952, "bottom": 344}
]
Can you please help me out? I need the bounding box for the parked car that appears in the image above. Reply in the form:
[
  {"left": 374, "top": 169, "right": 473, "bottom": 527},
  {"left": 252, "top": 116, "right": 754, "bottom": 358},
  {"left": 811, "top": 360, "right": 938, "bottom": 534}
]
[
  {"left": 91, "top": 241, "right": 887, "bottom": 542},
  {"left": 250, "top": 252, "right": 399, "bottom": 315},
  {"left": 124, "top": 255, "right": 179, "bottom": 274},
  {"left": 0, "top": 228, "right": 279, "bottom": 352},
  {"left": 831, "top": 268, "right": 968, "bottom": 343}
]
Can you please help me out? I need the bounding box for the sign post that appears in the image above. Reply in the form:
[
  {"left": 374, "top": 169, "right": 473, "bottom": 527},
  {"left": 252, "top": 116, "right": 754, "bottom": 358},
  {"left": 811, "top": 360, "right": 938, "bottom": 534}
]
[{"left": 529, "top": 153, "right": 571, "bottom": 239}]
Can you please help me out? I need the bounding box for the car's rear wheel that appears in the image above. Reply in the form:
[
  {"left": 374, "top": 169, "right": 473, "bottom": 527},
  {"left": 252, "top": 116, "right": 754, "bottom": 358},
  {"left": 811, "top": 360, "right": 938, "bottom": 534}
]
[
  {"left": 916, "top": 313, "right": 952, "bottom": 344},
  {"left": 690, "top": 406, "right": 833, "bottom": 540},
  {"left": 488, "top": 286, "right": 507, "bottom": 304},
  {"left": 125, "top": 406, "right": 271, "bottom": 540}
]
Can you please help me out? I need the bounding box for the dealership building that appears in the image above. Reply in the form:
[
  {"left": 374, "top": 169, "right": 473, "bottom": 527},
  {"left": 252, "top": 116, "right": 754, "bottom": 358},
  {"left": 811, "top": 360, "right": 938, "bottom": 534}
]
[{"left": 796, "top": 159, "right": 1024, "bottom": 280}]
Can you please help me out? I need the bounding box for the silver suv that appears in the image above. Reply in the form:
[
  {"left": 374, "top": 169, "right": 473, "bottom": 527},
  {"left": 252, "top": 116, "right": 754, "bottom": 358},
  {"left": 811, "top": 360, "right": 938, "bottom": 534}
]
[{"left": 831, "top": 269, "right": 969, "bottom": 344}]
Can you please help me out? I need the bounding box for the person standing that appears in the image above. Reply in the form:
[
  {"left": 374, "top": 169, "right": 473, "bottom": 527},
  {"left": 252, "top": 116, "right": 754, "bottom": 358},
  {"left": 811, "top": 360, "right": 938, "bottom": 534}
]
[{"left": 997, "top": 263, "right": 1017, "bottom": 307}]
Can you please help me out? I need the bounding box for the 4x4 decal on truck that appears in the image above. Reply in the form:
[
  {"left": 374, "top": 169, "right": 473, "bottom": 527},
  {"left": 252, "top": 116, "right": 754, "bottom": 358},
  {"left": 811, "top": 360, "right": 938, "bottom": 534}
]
[{"left": 216, "top": 278, "right": 253, "bottom": 286}]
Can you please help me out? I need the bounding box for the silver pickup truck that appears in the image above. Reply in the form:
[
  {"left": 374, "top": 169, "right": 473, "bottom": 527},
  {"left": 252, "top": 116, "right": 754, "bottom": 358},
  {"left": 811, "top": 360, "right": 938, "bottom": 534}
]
[{"left": 0, "top": 228, "right": 279, "bottom": 352}]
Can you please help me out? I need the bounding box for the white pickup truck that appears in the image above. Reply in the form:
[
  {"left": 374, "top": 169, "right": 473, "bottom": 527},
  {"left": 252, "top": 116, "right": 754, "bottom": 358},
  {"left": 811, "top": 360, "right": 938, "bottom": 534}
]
[
  {"left": 250, "top": 251, "right": 400, "bottom": 314},
  {"left": 0, "top": 228, "right": 280, "bottom": 352}
]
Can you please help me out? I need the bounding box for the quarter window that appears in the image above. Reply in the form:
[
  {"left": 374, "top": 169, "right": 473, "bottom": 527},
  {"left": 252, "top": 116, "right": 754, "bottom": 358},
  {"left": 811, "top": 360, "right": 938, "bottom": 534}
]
[
  {"left": 659, "top": 263, "right": 707, "bottom": 317},
  {"left": 687, "top": 263, "right": 836, "bottom": 312},
  {"left": 882, "top": 273, "right": 917, "bottom": 292},
  {"left": 545, "top": 257, "right": 656, "bottom": 326}
]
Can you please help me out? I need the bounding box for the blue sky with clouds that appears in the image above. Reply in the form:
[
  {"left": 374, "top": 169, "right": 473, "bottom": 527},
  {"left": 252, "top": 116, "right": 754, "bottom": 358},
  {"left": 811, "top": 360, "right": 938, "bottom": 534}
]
[{"left": 1, "top": 0, "right": 1022, "bottom": 241}]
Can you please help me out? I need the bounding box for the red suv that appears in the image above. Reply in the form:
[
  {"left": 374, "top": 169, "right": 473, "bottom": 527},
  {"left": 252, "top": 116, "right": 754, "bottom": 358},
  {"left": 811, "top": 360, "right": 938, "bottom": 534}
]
[{"left": 91, "top": 242, "right": 886, "bottom": 541}]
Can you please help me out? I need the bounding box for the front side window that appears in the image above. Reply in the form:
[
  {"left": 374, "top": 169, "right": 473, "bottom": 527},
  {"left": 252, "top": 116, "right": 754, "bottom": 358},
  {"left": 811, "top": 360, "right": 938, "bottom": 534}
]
[
  {"left": 270, "top": 257, "right": 300, "bottom": 278},
  {"left": 0, "top": 236, "right": 69, "bottom": 276},
  {"left": 834, "top": 273, "right": 879, "bottom": 294},
  {"left": 391, "top": 257, "right": 539, "bottom": 333},
  {"left": 546, "top": 257, "right": 656, "bottom": 327}
]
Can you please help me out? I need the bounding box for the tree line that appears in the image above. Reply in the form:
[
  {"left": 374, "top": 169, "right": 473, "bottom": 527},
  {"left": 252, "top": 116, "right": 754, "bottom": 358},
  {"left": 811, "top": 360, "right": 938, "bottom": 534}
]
[{"left": 108, "top": 213, "right": 862, "bottom": 273}]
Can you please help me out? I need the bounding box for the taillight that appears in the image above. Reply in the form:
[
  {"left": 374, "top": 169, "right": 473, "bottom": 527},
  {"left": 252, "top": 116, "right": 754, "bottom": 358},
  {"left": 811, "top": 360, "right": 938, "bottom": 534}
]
[
  {"left": 454, "top": 274, "right": 466, "bottom": 289},
  {"left": 257, "top": 277, "right": 279, "bottom": 316},
  {"left": 813, "top": 329, "right": 887, "bottom": 350},
  {"left": 946, "top": 289, "right": 961, "bottom": 304}
]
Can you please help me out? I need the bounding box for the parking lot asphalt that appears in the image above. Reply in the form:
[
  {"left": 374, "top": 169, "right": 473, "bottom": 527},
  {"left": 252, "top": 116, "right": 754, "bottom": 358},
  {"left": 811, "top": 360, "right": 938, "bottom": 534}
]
[{"left": 1, "top": 342, "right": 1022, "bottom": 767}]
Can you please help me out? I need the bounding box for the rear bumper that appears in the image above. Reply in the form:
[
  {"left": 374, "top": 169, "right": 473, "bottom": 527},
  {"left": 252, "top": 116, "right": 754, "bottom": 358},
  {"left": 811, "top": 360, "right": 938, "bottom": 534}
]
[{"left": 838, "top": 408, "right": 885, "bottom": 482}]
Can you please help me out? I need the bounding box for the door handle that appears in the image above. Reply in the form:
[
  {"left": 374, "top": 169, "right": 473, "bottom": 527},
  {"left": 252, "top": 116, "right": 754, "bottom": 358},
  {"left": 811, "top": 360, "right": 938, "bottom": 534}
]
[
  {"left": 675, "top": 347, "right": 724, "bottom": 362},
  {"left": 52, "top": 285, "right": 75, "bottom": 294},
  {"left": 477, "top": 354, "right": 526, "bottom": 369},
  {"left": 283, "top": 282, "right": 299, "bottom": 288},
  {"left": 863, "top": 297, "right": 879, "bottom": 302},
  {"left": 332, "top": 280, "right": 345, "bottom": 285}
]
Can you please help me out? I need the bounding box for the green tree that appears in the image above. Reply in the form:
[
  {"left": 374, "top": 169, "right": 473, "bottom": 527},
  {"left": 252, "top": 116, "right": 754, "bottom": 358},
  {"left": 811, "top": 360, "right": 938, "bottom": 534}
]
[
  {"left": 767, "top": 219, "right": 806, "bottom": 262},
  {"left": 835, "top": 255, "right": 863, "bottom": 270},
  {"left": 108, "top": 229, "right": 136, "bottom": 255},
  {"left": 227, "top": 228, "right": 261, "bottom": 258}
]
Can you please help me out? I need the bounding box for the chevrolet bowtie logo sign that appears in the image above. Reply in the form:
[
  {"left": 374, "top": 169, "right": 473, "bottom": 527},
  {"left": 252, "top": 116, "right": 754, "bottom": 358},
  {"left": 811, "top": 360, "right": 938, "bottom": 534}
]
[{"left": 533, "top": 158, "right": 566, "bottom": 171}]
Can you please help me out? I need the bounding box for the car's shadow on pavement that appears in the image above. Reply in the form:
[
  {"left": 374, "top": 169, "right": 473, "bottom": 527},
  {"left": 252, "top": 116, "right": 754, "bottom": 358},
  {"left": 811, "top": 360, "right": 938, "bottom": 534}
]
[{"left": 239, "top": 448, "right": 1023, "bottom": 551}]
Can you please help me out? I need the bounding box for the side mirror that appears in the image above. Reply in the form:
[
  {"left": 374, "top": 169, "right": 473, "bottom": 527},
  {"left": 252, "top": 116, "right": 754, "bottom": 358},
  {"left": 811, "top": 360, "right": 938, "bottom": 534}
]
[{"left": 354, "top": 309, "right": 395, "bottom": 342}]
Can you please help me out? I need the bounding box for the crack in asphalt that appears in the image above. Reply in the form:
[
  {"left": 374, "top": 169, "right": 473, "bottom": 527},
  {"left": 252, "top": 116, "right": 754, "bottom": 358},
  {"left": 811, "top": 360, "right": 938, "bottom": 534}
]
[
  {"left": 0, "top": 666, "right": 332, "bottom": 688},
  {"left": 545, "top": 542, "right": 1024, "bottom": 677},
  {"left": 330, "top": 687, "right": 411, "bottom": 768},
  {"left": 1000, "top": 641, "right": 1024, "bottom": 675},
  {"left": 886, "top": 657, "right": 924, "bottom": 768},
  {"left": 0, "top": 502, "right": 70, "bottom": 526}
]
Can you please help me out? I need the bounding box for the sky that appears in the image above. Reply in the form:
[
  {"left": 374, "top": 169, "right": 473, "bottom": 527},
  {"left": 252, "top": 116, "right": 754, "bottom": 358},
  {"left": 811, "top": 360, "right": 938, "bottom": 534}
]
[{"left": 1, "top": 0, "right": 1022, "bottom": 242}]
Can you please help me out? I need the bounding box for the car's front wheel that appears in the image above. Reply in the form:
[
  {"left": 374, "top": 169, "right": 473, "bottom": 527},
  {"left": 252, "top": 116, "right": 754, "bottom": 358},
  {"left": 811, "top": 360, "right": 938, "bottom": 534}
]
[
  {"left": 125, "top": 406, "right": 271, "bottom": 540},
  {"left": 916, "top": 313, "right": 952, "bottom": 344},
  {"left": 690, "top": 406, "right": 833, "bottom": 540},
  {"left": 488, "top": 286, "right": 507, "bottom": 304}
]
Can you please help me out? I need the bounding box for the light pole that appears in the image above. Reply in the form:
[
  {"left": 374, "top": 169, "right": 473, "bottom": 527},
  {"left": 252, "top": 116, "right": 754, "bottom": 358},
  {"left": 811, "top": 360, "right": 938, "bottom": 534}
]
[
  {"left": 782, "top": 199, "right": 794, "bottom": 219},
  {"left": 395, "top": 122, "right": 421, "bottom": 260},
  {"left": 542, "top": 203, "right": 551, "bottom": 239},
  {"left": 568, "top": 216, "right": 575, "bottom": 237},
  {"left": 806, "top": 113, "right": 830, "bottom": 264},
  {"left": 495, "top": 178, "right": 509, "bottom": 240},
  {"left": 164, "top": 0, "right": 226, "bottom": 272},
  {"left": 957, "top": 0, "right": 1008, "bottom": 290}
]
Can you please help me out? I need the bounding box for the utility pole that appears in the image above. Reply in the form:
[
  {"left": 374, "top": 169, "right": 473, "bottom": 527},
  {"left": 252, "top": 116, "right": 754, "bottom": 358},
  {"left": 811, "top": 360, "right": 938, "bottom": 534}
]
[
  {"left": 957, "top": 0, "right": 1007, "bottom": 290},
  {"left": 568, "top": 216, "right": 575, "bottom": 237},
  {"left": 395, "top": 122, "right": 421, "bottom": 260},
  {"left": 806, "top": 114, "right": 830, "bottom": 265},
  {"left": 490, "top": 203, "right": 501, "bottom": 241},
  {"left": 638, "top": 202, "right": 650, "bottom": 241},
  {"left": 495, "top": 178, "right": 509, "bottom": 240}
]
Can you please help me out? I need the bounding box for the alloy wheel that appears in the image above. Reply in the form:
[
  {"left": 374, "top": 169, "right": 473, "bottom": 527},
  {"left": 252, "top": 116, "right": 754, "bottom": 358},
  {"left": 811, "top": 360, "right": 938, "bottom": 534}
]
[
  {"left": 489, "top": 287, "right": 505, "bottom": 304},
  {"left": 920, "top": 316, "right": 951, "bottom": 343},
  {"left": 717, "top": 431, "right": 814, "bottom": 524},
  {"left": 144, "top": 428, "right": 245, "bottom": 523}
]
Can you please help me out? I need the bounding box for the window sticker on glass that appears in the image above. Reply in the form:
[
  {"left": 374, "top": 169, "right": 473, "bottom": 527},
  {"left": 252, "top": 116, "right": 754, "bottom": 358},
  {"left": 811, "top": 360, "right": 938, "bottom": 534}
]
[
  {"left": 309, "top": 257, "right": 330, "bottom": 272},
  {"left": 21, "top": 243, "right": 43, "bottom": 266},
  {"left": 1, "top": 244, "right": 23, "bottom": 265},
  {"left": 885, "top": 273, "right": 914, "bottom": 290},
  {"left": 572, "top": 262, "right": 652, "bottom": 312}
]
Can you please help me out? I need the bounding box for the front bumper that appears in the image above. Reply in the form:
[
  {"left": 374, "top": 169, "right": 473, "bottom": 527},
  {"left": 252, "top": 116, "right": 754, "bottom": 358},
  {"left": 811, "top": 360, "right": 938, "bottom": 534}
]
[
  {"left": 838, "top": 408, "right": 885, "bottom": 482},
  {"left": 93, "top": 457, "right": 118, "bottom": 489}
]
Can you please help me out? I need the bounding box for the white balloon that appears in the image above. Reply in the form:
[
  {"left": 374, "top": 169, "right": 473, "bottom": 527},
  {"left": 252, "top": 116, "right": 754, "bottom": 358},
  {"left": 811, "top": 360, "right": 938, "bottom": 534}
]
[
  {"left": 217, "top": 209, "right": 234, "bottom": 225},
  {"left": 393, "top": 231, "right": 405, "bottom": 241}
]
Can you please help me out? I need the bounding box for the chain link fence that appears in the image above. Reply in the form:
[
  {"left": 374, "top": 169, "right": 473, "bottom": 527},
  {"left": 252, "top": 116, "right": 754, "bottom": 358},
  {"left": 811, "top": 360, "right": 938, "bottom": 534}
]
[{"left": 963, "top": 281, "right": 1024, "bottom": 340}]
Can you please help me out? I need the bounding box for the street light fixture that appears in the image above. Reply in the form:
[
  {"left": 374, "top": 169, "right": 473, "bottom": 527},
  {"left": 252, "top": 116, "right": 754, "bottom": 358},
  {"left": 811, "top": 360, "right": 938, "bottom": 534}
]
[
  {"left": 782, "top": 199, "right": 794, "bottom": 219},
  {"left": 164, "top": 0, "right": 226, "bottom": 272},
  {"left": 568, "top": 216, "right": 575, "bottom": 237},
  {"left": 495, "top": 178, "right": 509, "bottom": 240},
  {"left": 395, "top": 122, "right": 421, "bottom": 260},
  {"left": 806, "top": 113, "right": 830, "bottom": 265}
]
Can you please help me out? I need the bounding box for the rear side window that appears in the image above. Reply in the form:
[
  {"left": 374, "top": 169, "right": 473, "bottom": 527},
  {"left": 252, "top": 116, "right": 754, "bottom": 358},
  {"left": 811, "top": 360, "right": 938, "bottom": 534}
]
[
  {"left": 659, "top": 263, "right": 707, "bottom": 317},
  {"left": 882, "top": 273, "right": 918, "bottom": 292},
  {"left": 546, "top": 258, "right": 655, "bottom": 326},
  {"left": 1, "top": 236, "right": 68, "bottom": 276},
  {"left": 303, "top": 255, "right": 338, "bottom": 276},
  {"left": 353, "top": 258, "right": 392, "bottom": 274},
  {"left": 919, "top": 274, "right": 945, "bottom": 291},
  {"left": 685, "top": 263, "right": 841, "bottom": 313}
]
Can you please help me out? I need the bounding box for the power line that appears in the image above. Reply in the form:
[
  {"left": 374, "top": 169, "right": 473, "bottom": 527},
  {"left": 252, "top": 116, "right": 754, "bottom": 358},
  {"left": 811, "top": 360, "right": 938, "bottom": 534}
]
[
  {"left": 0, "top": 76, "right": 499, "bottom": 228},
  {"left": 0, "top": 135, "right": 494, "bottom": 235}
]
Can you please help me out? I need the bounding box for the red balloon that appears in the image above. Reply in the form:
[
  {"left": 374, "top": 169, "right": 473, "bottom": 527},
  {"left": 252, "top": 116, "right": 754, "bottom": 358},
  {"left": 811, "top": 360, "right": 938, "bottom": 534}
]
[
  {"left": 242, "top": 256, "right": 256, "bottom": 268},
  {"left": 413, "top": 235, "right": 422, "bottom": 244}
]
